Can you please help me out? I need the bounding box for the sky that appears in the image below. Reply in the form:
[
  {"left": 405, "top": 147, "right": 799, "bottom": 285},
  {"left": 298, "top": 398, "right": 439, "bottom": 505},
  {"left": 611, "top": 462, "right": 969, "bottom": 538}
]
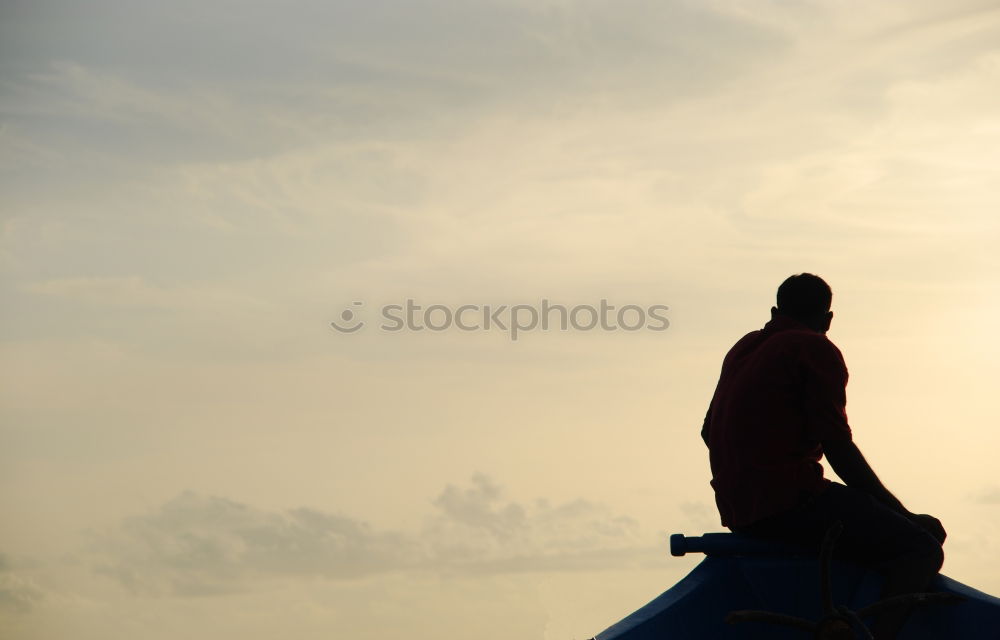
[{"left": 1, "top": 1, "right": 999, "bottom": 638}]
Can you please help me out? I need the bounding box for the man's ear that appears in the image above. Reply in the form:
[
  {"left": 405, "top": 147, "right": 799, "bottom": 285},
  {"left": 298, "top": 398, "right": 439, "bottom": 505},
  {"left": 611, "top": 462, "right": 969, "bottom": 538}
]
[
  {"left": 771, "top": 306, "right": 779, "bottom": 319},
  {"left": 821, "top": 311, "right": 833, "bottom": 333}
]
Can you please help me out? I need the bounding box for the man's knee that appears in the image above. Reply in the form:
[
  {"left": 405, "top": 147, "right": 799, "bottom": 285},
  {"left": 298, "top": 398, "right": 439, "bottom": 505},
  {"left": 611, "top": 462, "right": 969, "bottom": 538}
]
[
  {"left": 901, "top": 532, "right": 943, "bottom": 576},
  {"left": 921, "top": 537, "right": 944, "bottom": 574}
]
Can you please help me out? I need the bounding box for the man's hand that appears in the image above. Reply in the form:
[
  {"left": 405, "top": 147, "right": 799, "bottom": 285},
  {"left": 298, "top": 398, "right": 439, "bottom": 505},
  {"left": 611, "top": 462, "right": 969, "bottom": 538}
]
[{"left": 908, "top": 513, "right": 947, "bottom": 544}]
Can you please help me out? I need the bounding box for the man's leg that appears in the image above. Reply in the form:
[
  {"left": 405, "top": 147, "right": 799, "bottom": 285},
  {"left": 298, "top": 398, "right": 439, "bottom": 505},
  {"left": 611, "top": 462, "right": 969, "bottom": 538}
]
[
  {"left": 824, "top": 486, "right": 944, "bottom": 639},
  {"left": 735, "top": 482, "right": 944, "bottom": 639}
]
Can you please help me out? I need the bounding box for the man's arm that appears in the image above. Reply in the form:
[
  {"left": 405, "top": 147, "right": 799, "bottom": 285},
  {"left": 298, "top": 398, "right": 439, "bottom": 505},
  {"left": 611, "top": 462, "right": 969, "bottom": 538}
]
[
  {"left": 822, "top": 438, "right": 946, "bottom": 543},
  {"left": 822, "top": 438, "right": 906, "bottom": 513}
]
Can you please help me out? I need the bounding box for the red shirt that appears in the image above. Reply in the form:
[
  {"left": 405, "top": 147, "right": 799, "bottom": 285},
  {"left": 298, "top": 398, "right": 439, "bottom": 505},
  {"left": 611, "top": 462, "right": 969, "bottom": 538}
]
[{"left": 702, "top": 315, "right": 853, "bottom": 528}]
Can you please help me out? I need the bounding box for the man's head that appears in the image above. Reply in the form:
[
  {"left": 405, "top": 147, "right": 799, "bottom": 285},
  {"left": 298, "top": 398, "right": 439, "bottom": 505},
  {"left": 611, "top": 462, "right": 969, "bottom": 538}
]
[{"left": 772, "top": 273, "right": 833, "bottom": 333}]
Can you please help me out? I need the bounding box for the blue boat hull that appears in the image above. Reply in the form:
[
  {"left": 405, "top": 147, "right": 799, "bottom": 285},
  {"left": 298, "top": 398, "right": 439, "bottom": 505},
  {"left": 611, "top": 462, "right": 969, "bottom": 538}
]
[{"left": 593, "top": 539, "right": 1000, "bottom": 639}]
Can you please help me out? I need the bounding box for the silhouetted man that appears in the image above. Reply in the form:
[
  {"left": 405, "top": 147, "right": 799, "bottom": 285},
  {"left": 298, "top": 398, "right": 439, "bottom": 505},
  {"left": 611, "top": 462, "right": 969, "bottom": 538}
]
[{"left": 701, "top": 273, "right": 946, "bottom": 639}]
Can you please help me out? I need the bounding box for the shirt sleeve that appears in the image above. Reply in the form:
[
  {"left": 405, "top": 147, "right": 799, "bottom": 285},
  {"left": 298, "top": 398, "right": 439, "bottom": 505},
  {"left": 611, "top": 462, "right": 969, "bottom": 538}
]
[{"left": 799, "top": 338, "right": 852, "bottom": 443}]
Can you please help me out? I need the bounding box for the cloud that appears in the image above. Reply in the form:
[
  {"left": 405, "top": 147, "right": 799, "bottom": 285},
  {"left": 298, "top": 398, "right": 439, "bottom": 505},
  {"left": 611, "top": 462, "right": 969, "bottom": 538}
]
[
  {"left": 426, "top": 473, "right": 647, "bottom": 574},
  {"left": 970, "top": 486, "right": 1000, "bottom": 504},
  {"left": 90, "top": 491, "right": 416, "bottom": 597},
  {"left": 0, "top": 0, "right": 790, "bottom": 177},
  {"left": 3, "top": 1, "right": 788, "bottom": 97},
  {"left": 0, "top": 554, "right": 45, "bottom": 614},
  {"left": 5, "top": 0, "right": 996, "bottom": 322},
  {"left": 89, "top": 475, "right": 655, "bottom": 597},
  {"left": 432, "top": 473, "right": 526, "bottom": 539}
]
